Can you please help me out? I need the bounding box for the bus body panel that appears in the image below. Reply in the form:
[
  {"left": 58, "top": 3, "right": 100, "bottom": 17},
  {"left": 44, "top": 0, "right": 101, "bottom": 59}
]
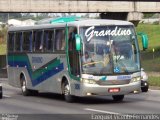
[
  {"left": 8, "top": 67, "right": 19, "bottom": 87},
  {"left": 8, "top": 53, "right": 69, "bottom": 94},
  {"left": 7, "top": 18, "right": 142, "bottom": 98}
]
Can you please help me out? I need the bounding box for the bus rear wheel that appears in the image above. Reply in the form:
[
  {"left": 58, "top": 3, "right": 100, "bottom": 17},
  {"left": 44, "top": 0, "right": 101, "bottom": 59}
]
[
  {"left": 62, "top": 80, "right": 74, "bottom": 103},
  {"left": 112, "top": 95, "right": 124, "bottom": 102}
]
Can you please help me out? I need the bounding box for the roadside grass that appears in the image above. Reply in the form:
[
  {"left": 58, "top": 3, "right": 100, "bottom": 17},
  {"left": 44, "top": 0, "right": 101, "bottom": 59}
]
[
  {"left": 0, "top": 44, "right": 6, "bottom": 55},
  {"left": 149, "top": 76, "right": 160, "bottom": 87},
  {"left": 136, "top": 24, "right": 160, "bottom": 72},
  {"left": 141, "top": 54, "right": 160, "bottom": 72},
  {"left": 136, "top": 24, "right": 160, "bottom": 50}
]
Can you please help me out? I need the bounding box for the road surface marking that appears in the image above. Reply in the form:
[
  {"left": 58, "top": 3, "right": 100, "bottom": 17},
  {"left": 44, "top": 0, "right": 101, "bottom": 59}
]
[
  {"left": 149, "top": 89, "right": 160, "bottom": 92},
  {"left": 3, "top": 95, "right": 11, "bottom": 98},
  {"left": 84, "top": 108, "right": 119, "bottom": 114},
  {"left": 85, "top": 108, "right": 136, "bottom": 119}
]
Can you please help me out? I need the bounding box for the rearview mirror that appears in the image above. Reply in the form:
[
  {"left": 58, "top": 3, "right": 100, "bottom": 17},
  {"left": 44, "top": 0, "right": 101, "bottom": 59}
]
[
  {"left": 137, "top": 32, "right": 148, "bottom": 50},
  {"left": 75, "top": 34, "right": 81, "bottom": 51}
]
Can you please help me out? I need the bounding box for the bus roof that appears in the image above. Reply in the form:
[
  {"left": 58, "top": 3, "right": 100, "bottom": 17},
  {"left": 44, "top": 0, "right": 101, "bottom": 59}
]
[
  {"left": 69, "top": 19, "right": 133, "bottom": 26},
  {"left": 8, "top": 19, "right": 134, "bottom": 32}
]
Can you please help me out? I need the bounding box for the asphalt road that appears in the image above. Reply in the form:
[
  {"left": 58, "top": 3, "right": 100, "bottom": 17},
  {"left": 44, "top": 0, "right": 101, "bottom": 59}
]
[{"left": 0, "top": 78, "right": 160, "bottom": 120}]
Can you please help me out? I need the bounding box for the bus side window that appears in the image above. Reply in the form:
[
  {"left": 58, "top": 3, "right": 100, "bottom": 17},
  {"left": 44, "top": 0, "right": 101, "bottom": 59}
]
[
  {"left": 33, "top": 31, "right": 43, "bottom": 52},
  {"left": 55, "top": 29, "right": 65, "bottom": 51},
  {"left": 29, "top": 32, "right": 33, "bottom": 52},
  {"left": 68, "top": 28, "right": 76, "bottom": 51},
  {"left": 15, "top": 32, "right": 22, "bottom": 52},
  {"left": 44, "top": 30, "right": 54, "bottom": 52},
  {"left": 8, "top": 33, "right": 15, "bottom": 52},
  {"left": 48, "top": 30, "right": 54, "bottom": 52},
  {"left": 23, "top": 32, "right": 31, "bottom": 52}
]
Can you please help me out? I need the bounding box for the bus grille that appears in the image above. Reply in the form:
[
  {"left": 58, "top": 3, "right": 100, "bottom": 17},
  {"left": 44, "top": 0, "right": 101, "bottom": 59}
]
[{"left": 96, "top": 80, "right": 130, "bottom": 85}]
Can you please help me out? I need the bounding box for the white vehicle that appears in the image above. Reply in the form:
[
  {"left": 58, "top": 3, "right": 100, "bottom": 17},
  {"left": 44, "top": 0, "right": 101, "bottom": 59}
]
[
  {"left": 0, "top": 83, "right": 2, "bottom": 99},
  {"left": 141, "top": 68, "right": 149, "bottom": 92},
  {"left": 7, "top": 17, "right": 148, "bottom": 102}
]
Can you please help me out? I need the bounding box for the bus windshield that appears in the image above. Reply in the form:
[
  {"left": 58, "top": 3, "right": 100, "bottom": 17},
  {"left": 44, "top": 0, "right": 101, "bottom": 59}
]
[{"left": 80, "top": 25, "right": 140, "bottom": 75}]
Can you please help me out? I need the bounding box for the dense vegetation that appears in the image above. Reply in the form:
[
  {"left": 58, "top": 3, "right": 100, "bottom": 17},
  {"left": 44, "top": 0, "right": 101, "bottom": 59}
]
[{"left": 137, "top": 24, "right": 160, "bottom": 87}]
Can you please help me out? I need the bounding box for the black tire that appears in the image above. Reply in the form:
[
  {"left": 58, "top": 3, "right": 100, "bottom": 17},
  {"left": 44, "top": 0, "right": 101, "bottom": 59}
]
[
  {"left": 141, "top": 81, "right": 149, "bottom": 92},
  {"left": 112, "top": 95, "right": 124, "bottom": 102},
  {"left": 141, "top": 86, "right": 149, "bottom": 92},
  {"left": 0, "top": 86, "right": 2, "bottom": 99},
  {"left": 62, "top": 80, "right": 74, "bottom": 103},
  {"left": 20, "top": 76, "right": 32, "bottom": 96}
]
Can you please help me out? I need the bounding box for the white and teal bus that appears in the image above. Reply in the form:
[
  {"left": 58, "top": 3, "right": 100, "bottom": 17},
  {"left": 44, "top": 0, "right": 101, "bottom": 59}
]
[{"left": 7, "top": 17, "right": 148, "bottom": 102}]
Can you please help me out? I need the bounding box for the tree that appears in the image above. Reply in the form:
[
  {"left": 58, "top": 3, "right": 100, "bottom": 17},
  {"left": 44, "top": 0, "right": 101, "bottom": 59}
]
[
  {"left": 0, "top": 24, "right": 8, "bottom": 43},
  {"left": 143, "top": 13, "right": 154, "bottom": 19}
]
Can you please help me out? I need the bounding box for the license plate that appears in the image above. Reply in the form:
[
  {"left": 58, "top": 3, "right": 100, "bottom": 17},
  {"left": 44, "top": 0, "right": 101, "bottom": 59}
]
[{"left": 108, "top": 88, "right": 120, "bottom": 93}]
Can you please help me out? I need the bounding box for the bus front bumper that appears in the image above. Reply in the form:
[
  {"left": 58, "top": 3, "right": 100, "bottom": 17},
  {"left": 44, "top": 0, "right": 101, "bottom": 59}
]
[{"left": 75, "top": 81, "right": 141, "bottom": 97}]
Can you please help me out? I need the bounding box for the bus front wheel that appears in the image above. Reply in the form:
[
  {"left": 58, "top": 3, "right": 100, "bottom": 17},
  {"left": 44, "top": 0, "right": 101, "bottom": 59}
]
[
  {"left": 62, "top": 80, "right": 74, "bottom": 103},
  {"left": 141, "top": 86, "right": 148, "bottom": 92},
  {"left": 112, "top": 95, "right": 124, "bottom": 102}
]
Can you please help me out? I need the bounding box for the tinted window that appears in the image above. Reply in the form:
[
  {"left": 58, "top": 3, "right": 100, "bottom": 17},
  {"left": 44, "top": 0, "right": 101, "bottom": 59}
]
[
  {"left": 33, "top": 31, "right": 43, "bottom": 52},
  {"left": 68, "top": 28, "right": 77, "bottom": 51},
  {"left": 15, "top": 32, "right": 22, "bottom": 52},
  {"left": 23, "top": 32, "right": 32, "bottom": 52},
  {"left": 8, "top": 32, "right": 15, "bottom": 52},
  {"left": 55, "top": 29, "right": 65, "bottom": 51},
  {"left": 44, "top": 30, "right": 54, "bottom": 52}
]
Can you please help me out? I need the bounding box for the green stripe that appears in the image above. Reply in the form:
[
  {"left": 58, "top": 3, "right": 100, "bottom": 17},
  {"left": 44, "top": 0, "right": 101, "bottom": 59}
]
[
  {"left": 32, "top": 60, "right": 61, "bottom": 79},
  {"left": 8, "top": 54, "right": 61, "bottom": 80},
  {"left": 8, "top": 55, "right": 28, "bottom": 61}
]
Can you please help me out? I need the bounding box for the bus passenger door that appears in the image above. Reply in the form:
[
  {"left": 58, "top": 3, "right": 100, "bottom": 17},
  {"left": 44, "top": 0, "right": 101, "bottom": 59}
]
[{"left": 68, "top": 27, "right": 80, "bottom": 78}]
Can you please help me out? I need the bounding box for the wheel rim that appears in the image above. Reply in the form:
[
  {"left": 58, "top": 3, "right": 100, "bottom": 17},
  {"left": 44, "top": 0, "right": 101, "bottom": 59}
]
[
  {"left": 22, "top": 80, "right": 26, "bottom": 92},
  {"left": 64, "top": 84, "right": 70, "bottom": 96}
]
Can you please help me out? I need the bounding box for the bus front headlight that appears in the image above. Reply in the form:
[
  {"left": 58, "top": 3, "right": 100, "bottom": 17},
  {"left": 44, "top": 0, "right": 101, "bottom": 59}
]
[
  {"left": 81, "top": 79, "right": 96, "bottom": 84},
  {"left": 131, "top": 77, "right": 141, "bottom": 83}
]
